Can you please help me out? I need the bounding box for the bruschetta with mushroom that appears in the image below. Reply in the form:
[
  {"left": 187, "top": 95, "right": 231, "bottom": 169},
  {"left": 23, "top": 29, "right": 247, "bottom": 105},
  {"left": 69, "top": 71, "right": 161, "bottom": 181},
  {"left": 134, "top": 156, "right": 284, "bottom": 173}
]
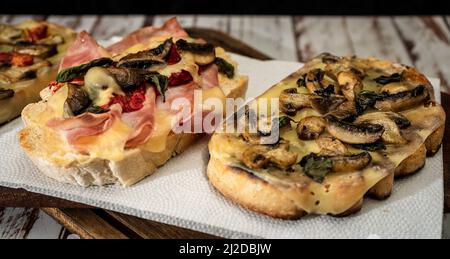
[{"left": 207, "top": 53, "right": 445, "bottom": 219}]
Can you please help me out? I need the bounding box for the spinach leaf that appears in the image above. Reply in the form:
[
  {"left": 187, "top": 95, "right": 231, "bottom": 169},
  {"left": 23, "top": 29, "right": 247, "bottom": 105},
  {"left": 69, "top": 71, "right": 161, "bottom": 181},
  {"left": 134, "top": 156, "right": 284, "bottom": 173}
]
[
  {"left": 278, "top": 116, "right": 293, "bottom": 128},
  {"left": 146, "top": 74, "right": 168, "bottom": 102},
  {"left": 296, "top": 74, "right": 306, "bottom": 87},
  {"left": 56, "top": 57, "right": 113, "bottom": 83},
  {"left": 355, "top": 90, "right": 385, "bottom": 114},
  {"left": 314, "top": 85, "right": 335, "bottom": 97},
  {"left": 214, "top": 57, "right": 235, "bottom": 79},
  {"left": 374, "top": 73, "right": 402, "bottom": 85},
  {"left": 299, "top": 153, "right": 333, "bottom": 183}
]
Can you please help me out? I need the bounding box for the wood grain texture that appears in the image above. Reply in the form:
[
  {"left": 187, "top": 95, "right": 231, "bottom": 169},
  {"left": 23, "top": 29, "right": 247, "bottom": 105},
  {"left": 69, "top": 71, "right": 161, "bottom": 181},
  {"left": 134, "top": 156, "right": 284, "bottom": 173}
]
[
  {"left": 46, "top": 15, "right": 98, "bottom": 32},
  {"left": 393, "top": 16, "right": 450, "bottom": 93},
  {"left": 106, "top": 211, "right": 217, "bottom": 239},
  {"left": 42, "top": 208, "right": 128, "bottom": 239},
  {"left": 0, "top": 208, "right": 62, "bottom": 239},
  {"left": 90, "top": 15, "right": 145, "bottom": 40}
]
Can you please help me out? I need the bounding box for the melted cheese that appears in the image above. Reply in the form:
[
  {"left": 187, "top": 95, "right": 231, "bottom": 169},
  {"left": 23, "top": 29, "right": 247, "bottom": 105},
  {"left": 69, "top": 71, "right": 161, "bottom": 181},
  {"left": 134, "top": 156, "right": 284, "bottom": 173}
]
[
  {"left": 74, "top": 119, "right": 132, "bottom": 161},
  {"left": 84, "top": 67, "right": 124, "bottom": 106},
  {"left": 140, "top": 110, "right": 175, "bottom": 153}
]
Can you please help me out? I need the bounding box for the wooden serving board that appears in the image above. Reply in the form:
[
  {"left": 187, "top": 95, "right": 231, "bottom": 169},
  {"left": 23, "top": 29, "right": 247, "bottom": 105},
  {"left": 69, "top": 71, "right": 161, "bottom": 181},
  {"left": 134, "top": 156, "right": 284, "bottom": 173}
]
[{"left": 0, "top": 28, "right": 449, "bottom": 238}]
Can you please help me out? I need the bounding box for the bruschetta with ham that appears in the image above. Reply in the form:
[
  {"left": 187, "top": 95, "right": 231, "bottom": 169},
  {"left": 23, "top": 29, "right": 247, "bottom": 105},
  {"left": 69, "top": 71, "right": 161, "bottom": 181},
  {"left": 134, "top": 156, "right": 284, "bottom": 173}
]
[{"left": 19, "top": 18, "right": 248, "bottom": 187}]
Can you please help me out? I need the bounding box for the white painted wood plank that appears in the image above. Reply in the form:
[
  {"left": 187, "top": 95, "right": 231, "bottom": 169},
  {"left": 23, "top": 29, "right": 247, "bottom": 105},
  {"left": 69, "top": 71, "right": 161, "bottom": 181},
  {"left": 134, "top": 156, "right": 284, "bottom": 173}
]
[
  {"left": 90, "top": 15, "right": 146, "bottom": 40},
  {"left": 25, "top": 210, "right": 64, "bottom": 239},
  {"left": 345, "top": 17, "right": 412, "bottom": 65},
  {"left": 0, "top": 15, "right": 11, "bottom": 23},
  {"left": 6, "top": 15, "right": 44, "bottom": 25},
  {"left": 153, "top": 15, "right": 195, "bottom": 27},
  {"left": 46, "top": 15, "right": 98, "bottom": 33},
  {"left": 393, "top": 16, "right": 450, "bottom": 92},
  {"left": 195, "top": 15, "right": 229, "bottom": 32},
  {"left": 295, "top": 16, "right": 353, "bottom": 61},
  {"left": 230, "top": 15, "right": 297, "bottom": 61}
]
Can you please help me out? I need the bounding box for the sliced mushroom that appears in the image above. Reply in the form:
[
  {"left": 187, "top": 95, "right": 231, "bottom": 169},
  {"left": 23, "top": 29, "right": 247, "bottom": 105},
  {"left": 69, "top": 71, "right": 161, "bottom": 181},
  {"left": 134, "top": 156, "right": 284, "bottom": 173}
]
[
  {"left": 279, "top": 88, "right": 311, "bottom": 115},
  {"left": 354, "top": 112, "right": 408, "bottom": 144},
  {"left": 64, "top": 83, "right": 91, "bottom": 116},
  {"left": 296, "top": 116, "right": 326, "bottom": 140},
  {"left": 324, "top": 114, "right": 384, "bottom": 144},
  {"left": 375, "top": 85, "right": 429, "bottom": 112},
  {"left": 117, "top": 39, "right": 172, "bottom": 70},
  {"left": 0, "top": 24, "right": 25, "bottom": 44},
  {"left": 316, "top": 136, "right": 349, "bottom": 156},
  {"left": 329, "top": 101, "right": 358, "bottom": 121},
  {"left": 0, "top": 88, "right": 14, "bottom": 100},
  {"left": 317, "top": 52, "right": 340, "bottom": 64},
  {"left": 305, "top": 69, "right": 338, "bottom": 94},
  {"left": 242, "top": 140, "right": 298, "bottom": 170},
  {"left": 0, "top": 60, "right": 51, "bottom": 83},
  {"left": 329, "top": 152, "right": 372, "bottom": 172},
  {"left": 380, "top": 82, "right": 411, "bottom": 94},
  {"left": 309, "top": 94, "right": 346, "bottom": 114},
  {"left": 242, "top": 146, "right": 270, "bottom": 169},
  {"left": 175, "top": 39, "right": 215, "bottom": 65},
  {"left": 105, "top": 67, "right": 144, "bottom": 90},
  {"left": 337, "top": 70, "right": 363, "bottom": 101},
  {"left": 13, "top": 42, "right": 57, "bottom": 58}
]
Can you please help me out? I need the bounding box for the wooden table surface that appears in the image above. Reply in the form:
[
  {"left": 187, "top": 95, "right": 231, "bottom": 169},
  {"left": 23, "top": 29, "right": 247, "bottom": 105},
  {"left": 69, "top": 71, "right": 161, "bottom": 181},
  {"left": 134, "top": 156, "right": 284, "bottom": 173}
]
[{"left": 0, "top": 14, "right": 449, "bottom": 239}]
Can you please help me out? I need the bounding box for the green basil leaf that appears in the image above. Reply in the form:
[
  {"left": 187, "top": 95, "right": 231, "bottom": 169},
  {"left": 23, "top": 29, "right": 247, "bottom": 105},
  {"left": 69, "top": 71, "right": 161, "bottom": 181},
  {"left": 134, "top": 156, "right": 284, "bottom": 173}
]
[
  {"left": 214, "top": 57, "right": 235, "bottom": 79},
  {"left": 146, "top": 74, "right": 168, "bottom": 102},
  {"left": 374, "top": 73, "right": 402, "bottom": 85},
  {"left": 299, "top": 153, "right": 333, "bottom": 183},
  {"left": 355, "top": 90, "right": 385, "bottom": 114},
  {"left": 56, "top": 57, "right": 113, "bottom": 83}
]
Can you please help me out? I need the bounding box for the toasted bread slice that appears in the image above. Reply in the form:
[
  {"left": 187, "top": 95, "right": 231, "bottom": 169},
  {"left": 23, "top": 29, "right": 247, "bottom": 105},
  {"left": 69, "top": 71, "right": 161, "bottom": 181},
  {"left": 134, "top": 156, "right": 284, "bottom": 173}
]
[
  {"left": 0, "top": 21, "right": 76, "bottom": 124},
  {"left": 207, "top": 53, "right": 446, "bottom": 219}
]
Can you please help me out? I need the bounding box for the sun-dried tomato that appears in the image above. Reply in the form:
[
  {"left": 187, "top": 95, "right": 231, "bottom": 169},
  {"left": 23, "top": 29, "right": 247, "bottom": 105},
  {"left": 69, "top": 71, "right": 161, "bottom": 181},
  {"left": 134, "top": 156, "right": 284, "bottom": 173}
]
[
  {"left": 103, "top": 85, "right": 146, "bottom": 113},
  {"left": 27, "top": 24, "right": 48, "bottom": 42},
  {"left": 11, "top": 53, "right": 34, "bottom": 67},
  {"left": 166, "top": 44, "right": 181, "bottom": 65},
  {"left": 0, "top": 52, "right": 12, "bottom": 63},
  {"left": 48, "top": 81, "right": 65, "bottom": 93},
  {"left": 168, "top": 70, "right": 193, "bottom": 86}
]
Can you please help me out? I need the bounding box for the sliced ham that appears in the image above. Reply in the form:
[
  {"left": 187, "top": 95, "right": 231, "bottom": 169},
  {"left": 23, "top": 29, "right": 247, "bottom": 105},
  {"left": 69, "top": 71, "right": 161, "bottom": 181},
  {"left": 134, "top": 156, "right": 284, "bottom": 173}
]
[
  {"left": 107, "top": 17, "right": 189, "bottom": 56},
  {"left": 47, "top": 104, "right": 122, "bottom": 145},
  {"left": 156, "top": 82, "right": 196, "bottom": 113},
  {"left": 58, "top": 31, "right": 110, "bottom": 71},
  {"left": 121, "top": 87, "right": 157, "bottom": 148},
  {"left": 199, "top": 64, "right": 219, "bottom": 89}
]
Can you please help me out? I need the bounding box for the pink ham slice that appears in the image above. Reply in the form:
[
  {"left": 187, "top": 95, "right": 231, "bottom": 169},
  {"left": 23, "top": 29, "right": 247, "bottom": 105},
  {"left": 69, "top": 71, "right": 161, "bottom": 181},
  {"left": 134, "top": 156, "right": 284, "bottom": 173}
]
[
  {"left": 47, "top": 104, "right": 122, "bottom": 145},
  {"left": 121, "top": 87, "right": 157, "bottom": 148},
  {"left": 58, "top": 31, "right": 111, "bottom": 71},
  {"left": 156, "top": 82, "right": 196, "bottom": 113},
  {"left": 200, "top": 64, "right": 219, "bottom": 89},
  {"left": 107, "top": 17, "right": 189, "bottom": 56}
]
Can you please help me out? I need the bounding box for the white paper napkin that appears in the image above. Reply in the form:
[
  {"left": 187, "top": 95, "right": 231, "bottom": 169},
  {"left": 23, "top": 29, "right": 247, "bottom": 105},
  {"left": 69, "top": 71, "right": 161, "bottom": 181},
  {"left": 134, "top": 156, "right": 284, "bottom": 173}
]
[{"left": 0, "top": 54, "right": 443, "bottom": 239}]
